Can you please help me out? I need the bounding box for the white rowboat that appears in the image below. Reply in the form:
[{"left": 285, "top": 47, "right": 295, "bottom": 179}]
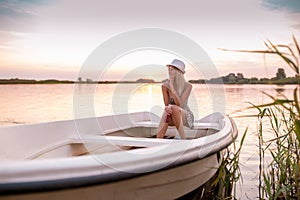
[{"left": 0, "top": 112, "right": 237, "bottom": 200}]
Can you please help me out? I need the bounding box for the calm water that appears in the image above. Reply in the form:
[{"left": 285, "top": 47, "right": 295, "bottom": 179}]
[{"left": 0, "top": 83, "right": 297, "bottom": 199}]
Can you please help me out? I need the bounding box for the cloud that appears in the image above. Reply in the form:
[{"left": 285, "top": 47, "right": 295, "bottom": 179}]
[
  {"left": 261, "top": 0, "right": 300, "bottom": 35},
  {"left": 286, "top": 12, "right": 300, "bottom": 34},
  {"left": 0, "top": 0, "right": 51, "bottom": 32},
  {"left": 262, "top": 0, "right": 300, "bottom": 13},
  {"left": 0, "top": 0, "right": 55, "bottom": 55},
  {"left": 0, "top": 31, "right": 29, "bottom": 50},
  {"left": 0, "top": 0, "right": 299, "bottom": 79},
  {"left": 38, "top": 0, "right": 272, "bottom": 28}
]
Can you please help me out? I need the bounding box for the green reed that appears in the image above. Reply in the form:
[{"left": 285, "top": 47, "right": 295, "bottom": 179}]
[
  {"left": 195, "top": 129, "right": 247, "bottom": 200},
  {"left": 255, "top": 105, "right": 300, "bottom": 199},
  {"left": 248, "top": 36, "right": 300, "bottom": 199},
  {"left": 177, "top": 128, "right": 246, "bottom": 200},
  {"left": 213, "top": 129, "right": 247, "bottom": 199}
]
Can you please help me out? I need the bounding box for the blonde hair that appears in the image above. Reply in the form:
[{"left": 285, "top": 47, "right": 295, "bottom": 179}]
[{"left": 173, "top": 70, "right": 187, "bottom": 96}]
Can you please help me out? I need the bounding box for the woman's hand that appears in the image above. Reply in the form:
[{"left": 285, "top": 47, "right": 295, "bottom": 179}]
[
  {"left": 168, "top": 80, "right": 181, "bottom": 106},
  {"left": 165, "top": 104, "right": 172, "bottom": 115}
]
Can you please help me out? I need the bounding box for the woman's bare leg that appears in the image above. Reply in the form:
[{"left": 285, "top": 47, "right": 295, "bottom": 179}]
[
  {"left": 156, "top": 111, "right": 169, "bottom": 138},
  {"left": 156, "top": 123, "right": 169, "bottom": 138},
  {"left": 170, "top": 105, "right": 185, "bottom": 139}
]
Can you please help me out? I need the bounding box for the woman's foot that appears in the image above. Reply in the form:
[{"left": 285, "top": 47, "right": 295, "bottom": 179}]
[{"left": 174, "top": 133, "right": 181, "bottom": 139}]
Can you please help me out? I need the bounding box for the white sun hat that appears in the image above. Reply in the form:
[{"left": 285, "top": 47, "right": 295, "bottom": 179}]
[{"left": 166, "top": 59, "right": 185, "bottom": 74}]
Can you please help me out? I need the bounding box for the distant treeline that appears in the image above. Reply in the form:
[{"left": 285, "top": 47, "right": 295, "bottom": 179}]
[
  {"left": 0, "top": 78, "right": 159, "bottom": 84},
  {"left": 2, "top": 68, "right": 298, "bottom": 85},
  {"left": 189, "top": 76, "right": 300, "bottom": 84},
  {"left": 189, "top": 68, "right": 300, "bottom": 85},
  {"left": 0, "top": 79, "right": 74, "bottom": 84}
]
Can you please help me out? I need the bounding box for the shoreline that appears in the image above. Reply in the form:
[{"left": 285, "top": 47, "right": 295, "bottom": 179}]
[{"left": 0, "top": 81, "right": 299, "bottom": 85}]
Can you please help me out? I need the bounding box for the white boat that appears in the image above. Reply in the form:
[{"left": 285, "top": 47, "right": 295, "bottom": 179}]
[{"left": 0, "top": 112, "right": 237, "bottom": 200}]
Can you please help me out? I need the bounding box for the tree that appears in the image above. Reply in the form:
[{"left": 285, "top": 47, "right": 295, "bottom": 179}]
[{"left": 276, "top": 68, "right": 286, "bottom": 80}]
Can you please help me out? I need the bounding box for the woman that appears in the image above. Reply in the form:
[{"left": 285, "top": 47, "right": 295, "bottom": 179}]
[{"left": 156, "top": 59, "right": 194, "bottom": 139}]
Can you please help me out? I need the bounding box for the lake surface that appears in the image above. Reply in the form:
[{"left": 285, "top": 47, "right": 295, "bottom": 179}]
[{"left": 0, "top": 83, "right": 297, "bottom": 199}]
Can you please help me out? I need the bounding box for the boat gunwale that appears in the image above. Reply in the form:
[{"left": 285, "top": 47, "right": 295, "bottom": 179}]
[{"left": 0, "top": 116, "right": 238, "bottom": 195}]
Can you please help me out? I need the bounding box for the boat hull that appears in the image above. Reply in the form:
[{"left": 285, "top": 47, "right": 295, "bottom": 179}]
[
  {"left": 1, "top": 152, "right": 221, "bottom": 200},
  {"left": 0, "top": 112, "right": 237, "bottom": 199}
]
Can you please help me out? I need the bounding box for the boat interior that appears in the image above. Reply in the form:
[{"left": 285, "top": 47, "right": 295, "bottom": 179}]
[{"left": 0, "top": 112, "right": 225, "bottom": 161}]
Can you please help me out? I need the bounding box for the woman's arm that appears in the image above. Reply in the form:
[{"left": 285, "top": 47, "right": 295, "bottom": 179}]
[
  {"left": 162, "top": 84, "right": 170, "bottom": 106},
  {"left": 162, "top": 84, "right": 173, "bottom": 115}
]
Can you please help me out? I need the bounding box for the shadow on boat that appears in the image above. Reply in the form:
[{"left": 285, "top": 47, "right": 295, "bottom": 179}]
[{"left": 177, "top": 165, "right": 235, "bottom": 200}]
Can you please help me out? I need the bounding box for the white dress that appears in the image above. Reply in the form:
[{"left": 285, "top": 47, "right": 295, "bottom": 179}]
[{"left": 166, "top": 81, "right": 194, "bottom": 129}]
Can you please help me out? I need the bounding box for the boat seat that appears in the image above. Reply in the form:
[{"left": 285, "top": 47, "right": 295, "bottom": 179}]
[
  {"left": 25, "top": 136, "right": 177, "bottom": 160},
  {"left": 25, "top": 139, "right": 76, "bottom": 160},
  {"left": 134, "top": 121, "right": 221, "bottom": 130},
  {"left": 193, "top": 122, "right": 221, "bottom": 130},
  {"left": 134, "top": 121, "right": 159, "bottom": 128},
  {"left": 70, "top": 135, "right": 181, "bottom": 147}
]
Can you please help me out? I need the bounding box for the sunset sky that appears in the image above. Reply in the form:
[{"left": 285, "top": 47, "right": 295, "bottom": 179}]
[{"left": 0, "top": 0, "right": 300, "bottom": 81}]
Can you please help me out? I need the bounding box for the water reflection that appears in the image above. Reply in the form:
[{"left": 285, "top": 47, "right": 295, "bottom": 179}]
[
  {"left": 1, "top": 83, "right": 299, "bottom": 199},
  {"left": 0, "top": 84, "right": 298, "bottom": 126},
  {"left": 274, "top": 85, "right": 285, "bottom": 95}
]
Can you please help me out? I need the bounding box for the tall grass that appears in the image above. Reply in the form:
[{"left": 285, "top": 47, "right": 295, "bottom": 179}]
[
  {"left": 212, "top": 129, "right": 247, "bottom": 199},
  {"left": 177, "top": 128, "right": 246, "bottom": 200},
  {"left": 194, "top": 130, "right": 247, "bottom": 200},
  {"left": 247, "top": 36, "right": 300, "bottom": 199}
]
